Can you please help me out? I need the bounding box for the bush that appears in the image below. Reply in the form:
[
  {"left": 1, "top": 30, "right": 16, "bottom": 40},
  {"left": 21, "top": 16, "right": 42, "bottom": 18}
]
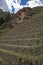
[
  {"left": 0, "top": 12, "right": 10, "bottom": 28},
  {"left": 5, "top": 12, "right": 10, "bottom": 23},
  {"left": 0, "top": 17, "right": 5, "bottom": 25}
]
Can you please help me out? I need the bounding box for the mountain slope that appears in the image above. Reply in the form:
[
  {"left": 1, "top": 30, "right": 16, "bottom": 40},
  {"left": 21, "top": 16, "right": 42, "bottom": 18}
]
[{"left": 0, "top": 6, "right": 43, "bottom": 65}]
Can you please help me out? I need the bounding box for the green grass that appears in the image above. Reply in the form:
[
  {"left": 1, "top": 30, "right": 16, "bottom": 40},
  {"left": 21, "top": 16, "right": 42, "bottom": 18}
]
[
  {"left": 0, "top": 57, "right": 7, "bottom": 65},
  {"left": 0, "top": 29, "right": 9, "bottom": 36}
]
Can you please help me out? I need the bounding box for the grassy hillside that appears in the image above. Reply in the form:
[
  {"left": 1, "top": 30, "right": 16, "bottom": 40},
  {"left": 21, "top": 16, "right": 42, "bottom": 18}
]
[{"left": 0, "top": 6, "right": 43, "bottom": 65}]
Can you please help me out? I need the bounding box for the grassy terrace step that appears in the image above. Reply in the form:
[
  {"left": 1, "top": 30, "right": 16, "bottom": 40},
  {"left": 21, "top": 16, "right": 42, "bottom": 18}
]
[
  {"left": 1, "top": 31, "right": 43, "bottom": 37},
  {"left": 0, "top": 43, "right": 43, "bottom": 49},
  {"left": 20, "top": 23, "right": 43, "bottom": 32},
  {"left": 0, "top": 43, "right": 43, "bottom": 55},
  {"left": 4, "top": 25, "right": 43, "bottom": 36},
  {"left": 0, "top": 48, "right": 43, "bottom": 60},
  {"left": 0, "top": 38, "right": 43, "bottom": 41},
  {"left": 0, "top": 38, "right": 43, "bottom": 45},
  {"left": 0, "top": 31, "right": 43, "bottom": 39},
  {"left": 1, "top": 22, "right": 43, "bottom": 37},
  {"left": 13, "top": 18, "right": 43, "bottom": 32}
]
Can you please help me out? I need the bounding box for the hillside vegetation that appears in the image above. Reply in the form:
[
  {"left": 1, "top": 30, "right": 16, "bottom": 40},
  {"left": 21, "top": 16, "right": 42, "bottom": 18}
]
[{"left": 0, "top": 6, "right": 43, "bottom": 65}]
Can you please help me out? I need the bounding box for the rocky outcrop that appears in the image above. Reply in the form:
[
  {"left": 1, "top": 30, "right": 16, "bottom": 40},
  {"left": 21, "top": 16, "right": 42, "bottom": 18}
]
[{"left": 10, "top": 7, "right": 32, "bottom": 25}]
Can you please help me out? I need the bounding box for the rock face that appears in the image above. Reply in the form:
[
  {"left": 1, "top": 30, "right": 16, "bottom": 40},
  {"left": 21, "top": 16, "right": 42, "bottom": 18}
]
[
  {"left": 19, "top": 12, "right": 25, "bottom": 20},
  {"left": 10, "top": 7, "right": 32, "bottom": 25},
  {"left": 14, "top": 7, "right": 32, "bottom": 24},
  {"left": 16, "top": 12, "right": 25, "bottom": 24}
]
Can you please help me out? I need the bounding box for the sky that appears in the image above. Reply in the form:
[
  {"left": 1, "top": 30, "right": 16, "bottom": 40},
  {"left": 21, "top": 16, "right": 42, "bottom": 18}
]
[
  {"left": 0, "top": 0, "right": 9, "bottom": 11},
  {"left": 0, "top": 0, "right": 43, "bottom": 13}
]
